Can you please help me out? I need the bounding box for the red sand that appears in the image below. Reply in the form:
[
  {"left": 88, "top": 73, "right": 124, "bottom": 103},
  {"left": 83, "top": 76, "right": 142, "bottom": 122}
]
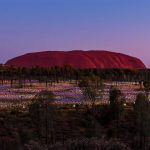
[{"left": 5, "top": 50, "right": 146, "bottom": 69}]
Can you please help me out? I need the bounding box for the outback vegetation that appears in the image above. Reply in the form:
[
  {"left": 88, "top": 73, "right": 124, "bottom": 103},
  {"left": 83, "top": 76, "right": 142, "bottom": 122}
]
[{"left": 0, "top": 64, "right": 150, "bottom": 150}]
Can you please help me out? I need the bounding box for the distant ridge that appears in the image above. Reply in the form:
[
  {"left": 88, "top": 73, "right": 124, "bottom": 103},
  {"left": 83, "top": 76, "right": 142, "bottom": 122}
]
[{"left": 5, "top": 50, "right": 146, "bottom": 69}]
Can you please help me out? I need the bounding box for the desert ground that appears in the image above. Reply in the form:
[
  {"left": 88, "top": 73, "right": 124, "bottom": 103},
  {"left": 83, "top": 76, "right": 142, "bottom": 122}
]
[
  {"left": 0, "top": 80, "right": 148, "bottom": 110},
  {"left": 0, "top": 80, "right": 150, "bottom": 150}
]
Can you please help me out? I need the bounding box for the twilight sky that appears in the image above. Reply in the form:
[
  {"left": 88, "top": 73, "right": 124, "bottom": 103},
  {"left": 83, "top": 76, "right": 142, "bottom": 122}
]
[{"left": 0, "top": 0, "right": 150, "bottom": 67}]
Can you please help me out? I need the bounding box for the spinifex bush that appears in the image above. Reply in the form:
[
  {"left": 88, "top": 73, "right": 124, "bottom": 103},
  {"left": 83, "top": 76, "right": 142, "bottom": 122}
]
[{"left": 25, "top": 138, "right": 131, "bottom": 150}]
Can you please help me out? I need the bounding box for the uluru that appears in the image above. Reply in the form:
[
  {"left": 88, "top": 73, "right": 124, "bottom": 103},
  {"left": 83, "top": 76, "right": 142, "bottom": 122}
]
[{"left": 5, "top": 50, "right": 146, "bottom": 69}]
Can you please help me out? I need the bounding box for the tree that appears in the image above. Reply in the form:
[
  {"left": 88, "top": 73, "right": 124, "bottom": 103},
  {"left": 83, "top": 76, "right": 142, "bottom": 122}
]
[
  {"left": 29, "top": 90, "right": 55, "bottom": 144},
  {"left": 134, "top": 93, "right": 150, "bottom": 149},
  {"left": 109, "top": 87, "right": 125, "bottom": 109},
  {"left": 78, "top": 77, "right": 95, "bottom": 106},
  {"left": 143, "top": 81, "right": 150, "bottom": 98},
  {"left": 79, "top": 76, "right": 104, "bottom": 108},
  {"left": 109, "top": 87, "right": 125, "bottom": 137}
]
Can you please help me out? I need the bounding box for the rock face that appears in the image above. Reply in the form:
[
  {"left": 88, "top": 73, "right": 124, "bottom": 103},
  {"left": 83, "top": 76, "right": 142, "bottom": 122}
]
[{"left": 5, "top": 50, "right": 146, "bottom": 69}]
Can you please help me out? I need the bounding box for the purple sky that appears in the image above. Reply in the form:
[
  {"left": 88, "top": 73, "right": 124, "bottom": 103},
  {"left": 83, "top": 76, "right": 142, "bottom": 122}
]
[{"left": 0, "top": 0, "right": 150, "bottom": 67}]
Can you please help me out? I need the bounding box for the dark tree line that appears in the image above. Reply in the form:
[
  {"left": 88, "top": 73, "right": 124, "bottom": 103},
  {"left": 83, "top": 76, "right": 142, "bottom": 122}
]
[{"left": 1, "top": 64, "right": 150, "bottom": 86}]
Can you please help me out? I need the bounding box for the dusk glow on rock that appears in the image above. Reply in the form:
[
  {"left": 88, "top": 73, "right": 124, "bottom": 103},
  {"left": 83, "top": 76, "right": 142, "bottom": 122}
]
[{"left": 6, "top": 50, "right": 146, "bottom": 69}]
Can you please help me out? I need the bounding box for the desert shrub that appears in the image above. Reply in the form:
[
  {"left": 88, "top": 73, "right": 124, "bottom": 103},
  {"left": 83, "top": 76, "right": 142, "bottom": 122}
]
[{"left": 25, "top": 138, "right": 131, "bottom": 150}]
